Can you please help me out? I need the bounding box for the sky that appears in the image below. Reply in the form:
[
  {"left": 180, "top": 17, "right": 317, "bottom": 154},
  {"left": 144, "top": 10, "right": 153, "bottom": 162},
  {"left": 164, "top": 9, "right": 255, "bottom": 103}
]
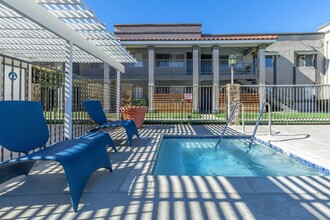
[{"left": 83, "top": 0, "right": 330, "bottom": 34}]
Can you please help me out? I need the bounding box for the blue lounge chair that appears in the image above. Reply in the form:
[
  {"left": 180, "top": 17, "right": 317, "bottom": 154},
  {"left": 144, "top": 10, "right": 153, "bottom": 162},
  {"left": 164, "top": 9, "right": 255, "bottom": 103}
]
[
  {"left": 0, "top": 101, "right": 114, "bottom": 212},
  {"left": 83, "top": 100, "right": 139, "bottom": 147}
]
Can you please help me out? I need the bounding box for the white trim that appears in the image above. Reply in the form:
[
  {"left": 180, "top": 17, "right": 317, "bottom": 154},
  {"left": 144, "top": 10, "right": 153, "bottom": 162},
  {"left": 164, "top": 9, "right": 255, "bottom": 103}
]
[
  {"left": 120, "top": 39, "right": 277, "bottom": 47},
  {"left": 318, "top": 22, "right": 330, "bottom": 33}
]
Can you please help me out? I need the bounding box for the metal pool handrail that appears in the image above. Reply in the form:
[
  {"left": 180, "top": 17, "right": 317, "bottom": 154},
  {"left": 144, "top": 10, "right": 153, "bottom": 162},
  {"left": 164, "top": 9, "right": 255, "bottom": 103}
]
[
  {"left": 215, "top": 102, "right": 245, "bottom": 148},
  {"left": 246, "top": 102, "right": 272, "bottom": 153}
]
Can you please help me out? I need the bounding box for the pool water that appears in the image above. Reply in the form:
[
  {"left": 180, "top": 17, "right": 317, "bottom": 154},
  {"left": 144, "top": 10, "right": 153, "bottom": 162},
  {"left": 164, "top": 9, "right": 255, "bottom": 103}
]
[{"left": 153, "top": 138, "right": 325, "bottom": 176}]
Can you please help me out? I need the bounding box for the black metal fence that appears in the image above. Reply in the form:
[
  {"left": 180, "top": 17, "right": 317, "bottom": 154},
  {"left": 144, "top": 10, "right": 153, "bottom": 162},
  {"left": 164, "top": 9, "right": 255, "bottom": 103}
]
[
  {"left": 0, "top": 54, "right": 117, "bottom": 162},
  {"left": 240, "top": 84, "right": 330, "bottom": 124},
  {"left": 146, "top": 86, "right": 227, "bottom": 123},
  {"left": 145, "top": 84, "right": 330, "bottom": 124}
]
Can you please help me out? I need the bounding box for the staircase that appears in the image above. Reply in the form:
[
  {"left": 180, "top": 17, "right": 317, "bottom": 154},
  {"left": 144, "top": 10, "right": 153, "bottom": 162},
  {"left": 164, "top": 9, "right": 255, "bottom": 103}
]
[{"left": 265, "top": 86, "right": 295, "bottom": 112}]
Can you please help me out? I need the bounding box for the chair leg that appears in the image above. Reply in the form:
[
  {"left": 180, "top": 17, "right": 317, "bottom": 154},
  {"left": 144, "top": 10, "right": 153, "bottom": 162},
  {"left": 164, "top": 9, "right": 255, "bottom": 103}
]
[
  {"left": 60, "top": 142, "right": 112, "bottom": 212},
  {"left": 122, "top": 126, "right": 133, "bottom": 148},
  {"left": 135, "top": 131, "right": 140, "bottom": 139},
  {"left": 107, "top": 137, "right": 117, "bottom": 152}
]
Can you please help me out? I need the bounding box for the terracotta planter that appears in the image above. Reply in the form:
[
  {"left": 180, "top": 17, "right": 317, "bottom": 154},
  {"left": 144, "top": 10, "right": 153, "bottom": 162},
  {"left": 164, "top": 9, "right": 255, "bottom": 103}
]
[{"left": 121, "top": 106, "right": 148, "bottom": 128}]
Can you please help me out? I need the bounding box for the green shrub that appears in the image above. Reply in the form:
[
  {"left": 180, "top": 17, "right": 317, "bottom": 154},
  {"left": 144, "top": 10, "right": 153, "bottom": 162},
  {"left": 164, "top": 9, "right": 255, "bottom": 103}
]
[{"left": 132, "top": 99, "right": 147, "bottom": 106}]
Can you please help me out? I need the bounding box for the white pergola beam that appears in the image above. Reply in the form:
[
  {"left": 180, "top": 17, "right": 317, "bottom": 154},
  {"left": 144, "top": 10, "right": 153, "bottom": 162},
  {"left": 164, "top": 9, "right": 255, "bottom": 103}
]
[
  {"left": 0, "top": 29, "right": 59, "bottom": 39},
  {"left": 0, "top": 0, "right": 125, "bottom": 72},
  {"left": 37, "top": 0, "right": 81, "bottom": 5}
]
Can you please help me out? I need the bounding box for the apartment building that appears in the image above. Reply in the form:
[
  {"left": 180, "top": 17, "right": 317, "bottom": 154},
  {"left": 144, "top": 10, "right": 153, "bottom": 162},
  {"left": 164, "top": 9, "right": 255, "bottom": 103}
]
[{"left": 76, "top": 23, "right": 329, "bottom": 112}]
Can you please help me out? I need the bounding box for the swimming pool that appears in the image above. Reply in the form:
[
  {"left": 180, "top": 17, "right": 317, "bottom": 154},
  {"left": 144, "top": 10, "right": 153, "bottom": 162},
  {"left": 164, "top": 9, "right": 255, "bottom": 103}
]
[{"left": 153, "top": 137, "right": 326, "bottom": 176}]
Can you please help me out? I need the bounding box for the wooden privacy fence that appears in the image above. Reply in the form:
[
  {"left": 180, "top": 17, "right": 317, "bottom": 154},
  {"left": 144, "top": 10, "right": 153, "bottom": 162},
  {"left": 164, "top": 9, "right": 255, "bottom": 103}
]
[
  {"left": 154, "top": 94, "right": 193, "bottom": 113},
  {"left": 219, "top": 93, "right": 260, "bottom": 112},
  {"left": 155, "top": 93, "right": 260, "bottom": 113},
  {"left": 241, "top": 93, "right": 260, "bottom": 111}
]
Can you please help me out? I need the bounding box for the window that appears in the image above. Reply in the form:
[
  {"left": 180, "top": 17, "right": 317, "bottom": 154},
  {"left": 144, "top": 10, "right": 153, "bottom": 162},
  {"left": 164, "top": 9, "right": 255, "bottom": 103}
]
[
  {"left": 127, "top": 53, "right": 143, "bottom": 67},
  {"left": 296, "top": 54, "right": 316, "bottom": 68},
  {"left": 265, "top": 56, "right": 273, "bottom": 68},
  {"left": 156, "top": 53, "right": 184, "bottom": 67},
  {"left": 73, "top": 63, "right": 80, "bottom": 74},
  {"left": 91, "top": 63, "right": 104, "bottom": 69}
]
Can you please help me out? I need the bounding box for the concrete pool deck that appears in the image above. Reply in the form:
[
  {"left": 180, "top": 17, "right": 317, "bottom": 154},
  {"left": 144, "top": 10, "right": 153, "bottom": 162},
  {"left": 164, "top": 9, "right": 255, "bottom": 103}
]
[
  {"left": 0, "top": 124, "right": 329, "bottom": 219},
  {"left": 236, "top": 124, "right": 330, "bottom": 171}
]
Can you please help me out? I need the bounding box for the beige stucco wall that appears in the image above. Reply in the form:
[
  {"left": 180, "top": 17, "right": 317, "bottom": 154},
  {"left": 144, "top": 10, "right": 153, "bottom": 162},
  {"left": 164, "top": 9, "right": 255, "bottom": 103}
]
[{"left": 266, "top": 35, "right": 325, "bottom": 85}]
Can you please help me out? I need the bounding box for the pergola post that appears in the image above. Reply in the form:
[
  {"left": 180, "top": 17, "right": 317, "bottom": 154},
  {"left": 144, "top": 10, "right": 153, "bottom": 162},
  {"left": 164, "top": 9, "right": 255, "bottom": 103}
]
[
  {"left": 103, "top": 63, "right": 110, "bottom": 112},
  {"left": 64, "top": 41, "right": 73, "bottom": 140},
  {"left": 0, "top": 56, "right": 3, "bottom": 100},
  {"left": 116, "top": 70, "right": 121, "bottom": 120},
  {"left": 27, "top": 64, "right": 32, "bottom": 101}
]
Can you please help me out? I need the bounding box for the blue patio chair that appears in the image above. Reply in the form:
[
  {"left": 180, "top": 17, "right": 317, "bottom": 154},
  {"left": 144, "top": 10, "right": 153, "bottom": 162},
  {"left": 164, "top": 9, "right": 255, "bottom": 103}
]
[
  {"left": 0, "top": 101, "right": 114, "bottom": 212},
  {"left": 83, "top": 100, "right": 139, "bottom": 147}
]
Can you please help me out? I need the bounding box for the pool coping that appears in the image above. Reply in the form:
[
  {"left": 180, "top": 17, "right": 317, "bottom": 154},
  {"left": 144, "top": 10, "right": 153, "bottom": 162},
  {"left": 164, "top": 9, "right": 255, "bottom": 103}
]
[{"left": 151, "top": 134, "right": 330, "bottom": 176}]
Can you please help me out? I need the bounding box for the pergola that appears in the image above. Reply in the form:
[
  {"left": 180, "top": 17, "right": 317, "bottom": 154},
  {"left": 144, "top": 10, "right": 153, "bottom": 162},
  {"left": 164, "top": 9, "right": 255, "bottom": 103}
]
[{"left": 0, "top": 0, "right": 135, "bottom": 138}]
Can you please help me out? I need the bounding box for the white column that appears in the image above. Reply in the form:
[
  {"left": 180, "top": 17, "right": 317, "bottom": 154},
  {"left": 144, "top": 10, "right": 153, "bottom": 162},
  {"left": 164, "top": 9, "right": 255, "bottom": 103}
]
[
  {"left": 116, "top": 70, "right": 121, "bottom": 120},
  {"left": 326, "top": 40, "right": 330, "bottom": 99},
  {"left": 148, "top": 46, "right": 155, "bottom": 112},
  {"left": 64, "top": 41, "right": 73, "bottom": 140},
  {"left": 258, "top": 45, "right": 266, "bottom": 104},
  {"left": 193, "top": 46, "right": 199, "bottom": 113},
  {"left": 0, "top": 56, "right": 3, "bottom": 100},
  {"left": 28, "top": 64, "right": 32, "bottom": 101},
  {"left": 258, "top": 45, "right": 266, "bottom": 85},
  {"left": 212, "top": 46, "right": 220, "bottom": 113},
  {"left": 103, "top": 63, "right": 110, "bottom": 112}
]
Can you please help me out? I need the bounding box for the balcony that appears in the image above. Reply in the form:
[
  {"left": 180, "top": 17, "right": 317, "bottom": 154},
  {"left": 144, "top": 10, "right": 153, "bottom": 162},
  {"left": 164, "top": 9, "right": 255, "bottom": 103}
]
[
  {"left": 124, "top": 59, "right": 258, "bottom": 76},
  {"left": 220, "top": 59, "right": 258, "bottom": 75}
]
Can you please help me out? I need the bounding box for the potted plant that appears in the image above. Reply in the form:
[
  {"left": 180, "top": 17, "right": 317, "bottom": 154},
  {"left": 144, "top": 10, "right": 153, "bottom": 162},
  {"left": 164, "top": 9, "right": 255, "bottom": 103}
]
[{"left": 121, "top": 98, "right": 148, "bottom": 128}]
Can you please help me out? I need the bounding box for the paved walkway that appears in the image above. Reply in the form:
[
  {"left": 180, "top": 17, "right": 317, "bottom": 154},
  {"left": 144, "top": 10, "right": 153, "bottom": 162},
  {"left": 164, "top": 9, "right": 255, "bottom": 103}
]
[{"left": 0, "top": 125, "right": 329, "bottom": 219}]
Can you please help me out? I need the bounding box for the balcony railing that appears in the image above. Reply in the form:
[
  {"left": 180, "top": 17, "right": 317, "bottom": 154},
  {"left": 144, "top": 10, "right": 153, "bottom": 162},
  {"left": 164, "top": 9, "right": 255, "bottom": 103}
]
[
  {"left": 125, "top": 61, "right": 143, "bottom": 68},
  {"left": 155, "top": 59, "right": 185, "bottom": 68},
  {"left": 185, "top": 59, "right": 213, "bottom": 75},
  {"left": 220, "top": 59, "right": 258, "bottom": 74},
  {"left": 124, "top": 58, "right": 258, "bottom": 75},
  {"left": 186, "top": 59, "right": 193, "bottom": 75},
  {"left": 201, "top": 59, "right": 212, "bottom": 75}
]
